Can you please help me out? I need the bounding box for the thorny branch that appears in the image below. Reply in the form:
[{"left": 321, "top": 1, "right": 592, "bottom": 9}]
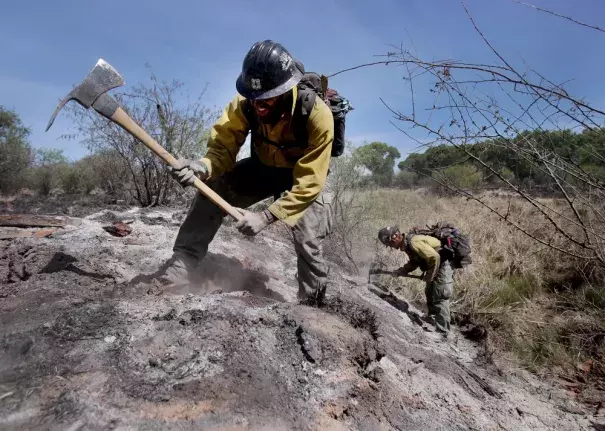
[
  {"left": 333, "top": 1, "right": 605, "bottom": 266},
  {"left": 509, "top": 0, "right": 605, "bottom": 34}
]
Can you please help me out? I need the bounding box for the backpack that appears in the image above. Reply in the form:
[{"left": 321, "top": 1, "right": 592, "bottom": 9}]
[
  {"left": 244, "top": 72, "right": 353, "bottom": 158},
  {"left": 298, "top": 72, "right": 353, "bottom": 157},
  {"left": 406, "top": 221, "right": 472, "bottom": 269}
]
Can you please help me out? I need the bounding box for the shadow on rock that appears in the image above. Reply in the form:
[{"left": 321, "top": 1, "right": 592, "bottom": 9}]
[
  {"left": 41, "top": 252, "right": 114, "bottom": 280},
  {"left": 368, "top": 285, "right": 426, "bottom": 327},
  {"left": 453, "top": 312, "right": 488, "bottom": 341},
  {"left": 368, "top": 285, "right": 409, "bottom": 313},
  {"left": 320, "top": 295, "right": 380, "bottom": 340}
]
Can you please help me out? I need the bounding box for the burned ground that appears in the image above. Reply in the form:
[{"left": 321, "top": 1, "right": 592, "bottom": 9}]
[{"left": 0, "top": 205, "right": 599, "bottom": 430}]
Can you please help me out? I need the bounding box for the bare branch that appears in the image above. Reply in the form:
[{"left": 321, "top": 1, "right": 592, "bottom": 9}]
[{"left": 509, "top": 0, "right": 605, "bottom": 34}]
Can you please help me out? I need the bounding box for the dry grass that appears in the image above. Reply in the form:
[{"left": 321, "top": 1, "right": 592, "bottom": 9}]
[{"left": 327, "top": 188, "right": 605, "bottom": 382}]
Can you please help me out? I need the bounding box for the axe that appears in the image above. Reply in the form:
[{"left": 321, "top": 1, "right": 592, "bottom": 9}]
[
  {"left": 45, "top": 59, "right": 243, "bottom": 221},
  {"left": 368, "top": 262, "right": 423, "bottom": 282},
  {"left": 371, "top": 269, "right": 423, "bottom": 280}
]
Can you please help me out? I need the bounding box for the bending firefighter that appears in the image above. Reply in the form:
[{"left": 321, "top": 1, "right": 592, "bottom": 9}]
[
  {"left": 158, "top": 40, "right": 334, "bottom": 304},
  {"left": 378, "top": 225, "right": 453, "bottom": 336}
]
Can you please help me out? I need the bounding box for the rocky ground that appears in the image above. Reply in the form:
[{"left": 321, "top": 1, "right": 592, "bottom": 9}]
[{"left": 0, "top": 202, "right": 602, "bottom": 430}]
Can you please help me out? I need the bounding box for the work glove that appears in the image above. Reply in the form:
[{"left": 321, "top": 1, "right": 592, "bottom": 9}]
[
  {"left": 169, "top": 158, "right": 209, "bottom": 188},
  {"left": 234, "top": 208, "right": 276, "bottom": 236}
]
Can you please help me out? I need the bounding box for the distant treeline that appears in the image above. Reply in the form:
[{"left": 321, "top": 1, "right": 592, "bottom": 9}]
[{"left": 395, "top": 129, "right": 605, "bottom": 192}]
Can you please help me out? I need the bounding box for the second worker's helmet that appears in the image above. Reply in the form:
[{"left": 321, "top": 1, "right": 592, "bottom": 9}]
[{"left": 378, "top": 225, "right": 400, "bottom": 246}]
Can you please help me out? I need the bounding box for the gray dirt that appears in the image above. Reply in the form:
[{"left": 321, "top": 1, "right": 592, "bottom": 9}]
[{"left": 0, "top": 206, "right": 600, "bottom": 430}]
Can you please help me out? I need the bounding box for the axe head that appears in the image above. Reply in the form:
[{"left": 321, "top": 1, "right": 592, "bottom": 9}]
[
  {"left": 369, "top": 262, "right": 378, "bottom": 275},
  {"left": 45, "top": 58, "right": 124, "bottom": 131},
  {"left": 369, "top": 261, "right": 385, "bottom": 275}
]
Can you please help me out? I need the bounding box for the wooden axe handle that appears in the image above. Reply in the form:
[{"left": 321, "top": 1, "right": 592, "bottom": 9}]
[
  {"left": 110, "top": 107, "right": 243, "bottom": 221},
  {"left": 371, "top": 269, "right": 423, "bottom": 280}
]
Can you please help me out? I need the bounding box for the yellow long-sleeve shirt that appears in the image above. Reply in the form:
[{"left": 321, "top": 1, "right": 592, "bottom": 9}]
[
  {"left": 400, "top": 234, "right": 442, "bottom": 282},
  {"left": 200, "top": 86, "right": 334, "bottom": 226}
]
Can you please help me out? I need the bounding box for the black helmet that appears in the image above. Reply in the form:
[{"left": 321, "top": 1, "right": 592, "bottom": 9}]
[
  {"left": 378, "top": 225, "right": 400, "bottom": 246},
  {"left": 294, "top": 58, "right": 305, "bottom": 74},
  {"left": 236, "top": 40, "right": 303, "bottom": 100}
]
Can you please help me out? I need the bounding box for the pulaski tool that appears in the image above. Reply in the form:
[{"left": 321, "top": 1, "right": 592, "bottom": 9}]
[{"left": 46, "top": 59, "right": 242, "bottom": 221}]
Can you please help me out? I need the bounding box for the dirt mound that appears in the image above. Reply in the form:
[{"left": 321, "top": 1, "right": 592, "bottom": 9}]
[
  {"left": 0, "top": 206, "right": 597, "bottom": 429},
  {"left": 0, "top": 289, "right": 393, "bottom": 429}
]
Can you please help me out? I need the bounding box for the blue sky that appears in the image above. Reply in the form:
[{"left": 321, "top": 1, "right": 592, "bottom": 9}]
[{"left": 1, "top": 0, "right": 605, "bottom": 161}]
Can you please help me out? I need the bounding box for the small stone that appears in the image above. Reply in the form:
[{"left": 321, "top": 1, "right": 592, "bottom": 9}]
[
  {"left": 103, "top": 222, "right": 132, "bottom": 237},
  {"left": 104, "top": 335, "right": 116, "bottom": 343}
]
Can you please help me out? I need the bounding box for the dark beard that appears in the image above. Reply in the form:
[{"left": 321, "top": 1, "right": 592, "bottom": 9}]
[{"left": 257, "top": 91, "right": 293, "bottom": 125}]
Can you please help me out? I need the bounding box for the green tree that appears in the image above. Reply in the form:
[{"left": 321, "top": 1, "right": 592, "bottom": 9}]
[
  {"left": 0, "top": 106, "right": 33, "bottom": 193},
  {"left": 353, "top": 142, "right": 401, "bottom": 186},
  {"left": 76, "top": 150, "right": 130, "bottom": 196},
  {"left": 36, "top": 148, "right": 68, "bottom": 166},
  {"left": 393, "top": 170, "right": 418, "bottom": 188},
  {"left": 396, "top": 128, "right": 605, "bottom": 192},
  {"left": 442, "top": 164, "right": 481, "bottom": 189},
  {"left": 398, "top": 144, "right": 467, "bottom": 181},
  {"left": 499, "top": 167, "right": 515, "bottom": 183},
  {"left": 33, "top": 148, "right": 69, "bottom": 196},
  {"left": 398, "top": 152, "right": 429, "bottom": 175}
]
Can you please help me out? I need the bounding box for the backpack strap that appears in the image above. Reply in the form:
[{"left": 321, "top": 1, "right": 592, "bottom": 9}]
[
  {"left": 291, "top": 88, "right": 316, "bottom": 146},
  {"left": 404, "top": 233, "right": 415, "bottom": 253}
]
